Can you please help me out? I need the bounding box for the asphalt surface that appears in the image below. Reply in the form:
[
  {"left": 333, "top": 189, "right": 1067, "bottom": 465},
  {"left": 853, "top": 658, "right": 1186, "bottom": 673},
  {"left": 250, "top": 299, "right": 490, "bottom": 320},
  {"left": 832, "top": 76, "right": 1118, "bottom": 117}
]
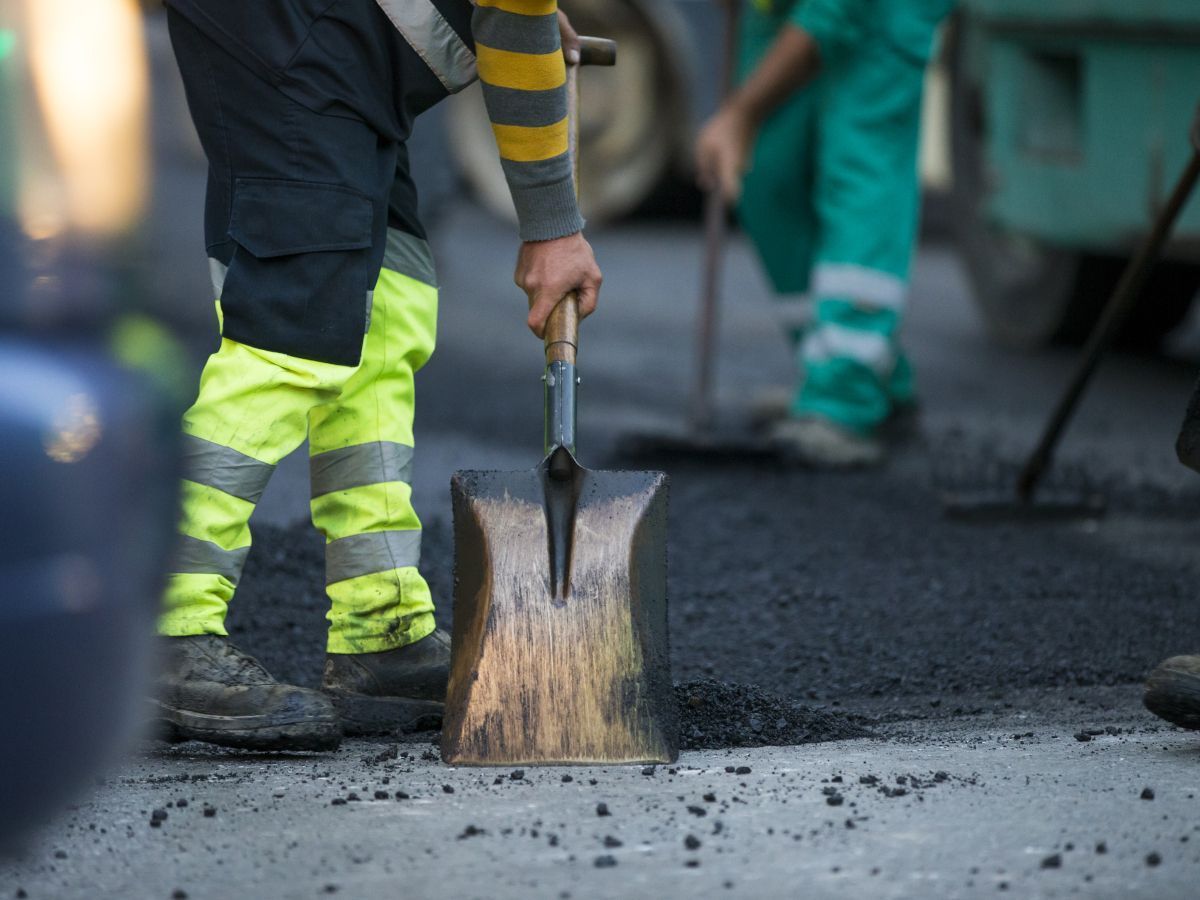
[{"left": 6, "top": 17, "right": 1200, "bottom": 899}]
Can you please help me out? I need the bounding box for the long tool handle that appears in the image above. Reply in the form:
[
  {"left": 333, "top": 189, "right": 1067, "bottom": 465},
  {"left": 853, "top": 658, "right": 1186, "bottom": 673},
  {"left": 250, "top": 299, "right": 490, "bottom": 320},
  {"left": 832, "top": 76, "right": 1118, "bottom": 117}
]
[
  {"left": 543, "top": 37, "right": 616, "bottom": 367},
  {"left": 688, "top": 1, "right": 740, "bottom": 432},
  {"left": 1016, "top": 105, "right": 1200, "bottom": 502},
  {"left": 543, "top": 37, "right": 616, "bottom": 461}
]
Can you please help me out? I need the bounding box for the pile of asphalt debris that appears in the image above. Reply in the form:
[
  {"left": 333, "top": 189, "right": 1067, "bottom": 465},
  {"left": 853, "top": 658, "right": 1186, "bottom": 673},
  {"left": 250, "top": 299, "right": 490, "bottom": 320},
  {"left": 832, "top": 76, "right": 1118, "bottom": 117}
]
[
  {"left": 229, "top": 438, "right": 1200, "bottom": 747},
  {"left": 228, "top": 522, "right": 869, "bottom": 750}
]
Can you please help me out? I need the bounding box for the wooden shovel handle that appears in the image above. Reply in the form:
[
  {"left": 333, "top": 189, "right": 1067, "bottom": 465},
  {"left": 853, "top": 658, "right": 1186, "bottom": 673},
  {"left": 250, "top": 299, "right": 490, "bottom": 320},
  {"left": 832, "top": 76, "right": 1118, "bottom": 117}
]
[
  {"left": 542, "top": 37, "right": 614, "bottom": 366},
  {"left": 578, "top": 36, "right": 617, "bottom": 67},
  {"left": 545, "top": 293, "right": 579, "bottom": 364}
]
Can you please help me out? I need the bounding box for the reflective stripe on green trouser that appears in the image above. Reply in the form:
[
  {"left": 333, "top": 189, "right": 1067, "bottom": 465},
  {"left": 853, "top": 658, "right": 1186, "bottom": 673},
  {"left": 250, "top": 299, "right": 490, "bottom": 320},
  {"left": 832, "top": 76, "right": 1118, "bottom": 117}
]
[
  {"left": 158, "top": 230, "right": 438, "bottom": 654},
  {"left": 738, "top": 6, "right": 925, "bottom": 434}
]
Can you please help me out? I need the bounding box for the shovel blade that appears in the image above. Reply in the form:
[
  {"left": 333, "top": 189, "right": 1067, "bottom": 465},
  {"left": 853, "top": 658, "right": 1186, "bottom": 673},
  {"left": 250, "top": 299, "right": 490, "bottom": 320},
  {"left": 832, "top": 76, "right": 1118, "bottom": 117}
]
[{"left": 442, "top": 466, "right": 676, "bottom": 766}]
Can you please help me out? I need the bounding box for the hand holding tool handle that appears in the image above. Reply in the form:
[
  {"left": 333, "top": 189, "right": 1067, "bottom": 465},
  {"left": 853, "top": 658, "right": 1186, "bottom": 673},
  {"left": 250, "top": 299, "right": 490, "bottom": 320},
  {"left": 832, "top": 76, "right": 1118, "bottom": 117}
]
[
  {"left": 542, "top": 39, "right": 614, "bottom": 367},
  {"left": 542, "top": 37, "right": 615, "bottom": 459}
]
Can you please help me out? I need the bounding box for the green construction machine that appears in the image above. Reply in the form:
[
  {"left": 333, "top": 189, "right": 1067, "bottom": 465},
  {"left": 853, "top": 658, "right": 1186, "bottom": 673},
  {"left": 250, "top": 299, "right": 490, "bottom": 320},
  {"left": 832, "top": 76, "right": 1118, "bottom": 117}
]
[{"left": 951, "top": 0, "right": 1200, "bottom": 348}]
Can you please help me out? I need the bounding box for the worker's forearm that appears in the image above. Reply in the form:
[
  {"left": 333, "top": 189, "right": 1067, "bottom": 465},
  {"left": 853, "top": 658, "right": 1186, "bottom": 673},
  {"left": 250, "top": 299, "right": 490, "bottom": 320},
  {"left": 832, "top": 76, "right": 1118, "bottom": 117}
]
[
  {"left": 727, "top": 24, "right": 821, "bottom": 127},
  {"left": 472, "top": 0, "right": 583, "bottom": 241}
]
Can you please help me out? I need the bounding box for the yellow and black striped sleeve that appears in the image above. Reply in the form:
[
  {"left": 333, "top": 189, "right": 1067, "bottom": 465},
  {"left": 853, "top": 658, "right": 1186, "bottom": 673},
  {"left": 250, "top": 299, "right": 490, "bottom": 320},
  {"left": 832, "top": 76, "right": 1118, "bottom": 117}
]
[{"left": 471, "top": 0, "right": 584, "bottom": 241}]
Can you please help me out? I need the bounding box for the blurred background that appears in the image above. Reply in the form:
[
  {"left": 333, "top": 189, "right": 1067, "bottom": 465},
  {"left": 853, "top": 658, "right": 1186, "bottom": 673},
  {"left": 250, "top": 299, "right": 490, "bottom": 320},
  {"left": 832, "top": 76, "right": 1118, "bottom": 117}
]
[
  {"left": 4, "top": 0, "right": 1200, "bottom": 850},
  {"left": 132, "top": 0, "right": 1200, "bottom": 359}
]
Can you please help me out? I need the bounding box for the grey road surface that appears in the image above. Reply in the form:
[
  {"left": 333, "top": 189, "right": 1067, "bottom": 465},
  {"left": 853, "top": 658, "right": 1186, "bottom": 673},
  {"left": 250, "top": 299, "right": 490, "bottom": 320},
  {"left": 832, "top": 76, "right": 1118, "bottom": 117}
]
[{"left": 5, "top": 18, "right": 1200, "bottom": 900}]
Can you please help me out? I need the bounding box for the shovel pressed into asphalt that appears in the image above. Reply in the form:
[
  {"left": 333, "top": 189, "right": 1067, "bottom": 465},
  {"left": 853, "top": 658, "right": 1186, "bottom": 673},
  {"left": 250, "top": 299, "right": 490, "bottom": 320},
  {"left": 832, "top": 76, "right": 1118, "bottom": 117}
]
[{"left": 441, "top": 39, "right": 679, "bottom": 767}]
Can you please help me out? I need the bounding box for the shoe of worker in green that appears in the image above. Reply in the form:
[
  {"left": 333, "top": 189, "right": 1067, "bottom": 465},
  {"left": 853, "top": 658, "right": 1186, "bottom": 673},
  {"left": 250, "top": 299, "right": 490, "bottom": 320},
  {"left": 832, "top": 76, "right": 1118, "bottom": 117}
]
[
  {"left": 1144, "top": 655, "right": 1200, "bottom": 730},
  {"left": 749, "top": 389, "right": 920, "bottom": 439},
  {"left": 771, "top": 416, "right": 884, "bottom": 468},
  {"left": 151, "top": 635, "right": 341, "bottom": 751},
  {"left": 322, "top": 628, "right": 451, "bottom": 736}
]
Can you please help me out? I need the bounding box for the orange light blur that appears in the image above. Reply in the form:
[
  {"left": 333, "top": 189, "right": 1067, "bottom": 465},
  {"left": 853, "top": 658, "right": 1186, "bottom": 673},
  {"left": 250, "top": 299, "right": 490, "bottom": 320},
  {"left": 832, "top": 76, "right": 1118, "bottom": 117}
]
[{"left": 21, "top": 0, "right": 149, "bottom": 238}]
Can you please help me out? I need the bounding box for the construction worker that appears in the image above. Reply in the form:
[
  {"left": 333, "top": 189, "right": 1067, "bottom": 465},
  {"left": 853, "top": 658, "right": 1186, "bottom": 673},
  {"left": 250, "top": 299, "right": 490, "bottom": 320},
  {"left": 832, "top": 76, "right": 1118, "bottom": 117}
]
[
  {"left": 696, "top": 0, "right": 954, "bottom": 466},
  {"left": 153, "top": 0, "right": 601, "bottom": 750}
]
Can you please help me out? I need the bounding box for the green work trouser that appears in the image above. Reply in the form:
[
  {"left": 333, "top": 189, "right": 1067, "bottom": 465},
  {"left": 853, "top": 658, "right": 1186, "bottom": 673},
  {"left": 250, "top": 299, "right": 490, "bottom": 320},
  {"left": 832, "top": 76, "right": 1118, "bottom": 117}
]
[
  {"left": 158, "top": 264, "right": 438, "bottom": 654},
  {"left": 738, "top": 6, "right": 925, "bottom": 433}
]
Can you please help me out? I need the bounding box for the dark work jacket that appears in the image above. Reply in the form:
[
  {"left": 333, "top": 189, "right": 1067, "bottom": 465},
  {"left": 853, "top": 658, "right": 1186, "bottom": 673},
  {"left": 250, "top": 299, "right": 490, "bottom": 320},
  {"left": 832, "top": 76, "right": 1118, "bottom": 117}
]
[{"left": 163, "top": 0, "right": 475, "bottom": 143}]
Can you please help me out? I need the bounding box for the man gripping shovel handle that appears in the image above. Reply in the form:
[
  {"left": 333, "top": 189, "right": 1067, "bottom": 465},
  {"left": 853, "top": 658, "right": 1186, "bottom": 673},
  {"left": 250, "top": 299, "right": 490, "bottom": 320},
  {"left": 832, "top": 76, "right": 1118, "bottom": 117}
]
[{"left": 442, "top": 38, "right": 680, "bottom": 767}]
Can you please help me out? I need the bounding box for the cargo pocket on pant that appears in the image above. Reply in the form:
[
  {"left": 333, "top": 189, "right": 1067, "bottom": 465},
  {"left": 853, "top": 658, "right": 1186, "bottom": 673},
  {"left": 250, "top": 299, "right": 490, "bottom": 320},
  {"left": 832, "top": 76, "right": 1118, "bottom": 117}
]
[{"left": 220, "top": 178, "right": 378, "bottom": 366}]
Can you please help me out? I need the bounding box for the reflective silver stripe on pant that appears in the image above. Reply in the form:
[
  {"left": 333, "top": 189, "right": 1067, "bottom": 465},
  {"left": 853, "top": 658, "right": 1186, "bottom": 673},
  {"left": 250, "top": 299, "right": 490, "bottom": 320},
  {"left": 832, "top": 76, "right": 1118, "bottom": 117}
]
[
  {"left": 181, "top": 434, "right": 275, "bottom": 504},
  {"left": 802, "top": 323, "right": 896, "bottom": 377},
  {"left": 374, "top": 0, "right": 477, "bottom": 93},
  {"left": 171, "top": 534, "right": 251, "bottom": 583},
  {"left": 209, "top": 258, "right": 228, "bottom": 300},
  {"left": 382, "top": 228, "right": 438, "bottom": 287},
  {"left": 811, "top": 263, "right": 906, "bottom": 312},
  {"left": 326, "top": 530, "right": 423, "bottom": 584},
  {"left": 310, "top": 441, "right": 415, "bottom": 499}
]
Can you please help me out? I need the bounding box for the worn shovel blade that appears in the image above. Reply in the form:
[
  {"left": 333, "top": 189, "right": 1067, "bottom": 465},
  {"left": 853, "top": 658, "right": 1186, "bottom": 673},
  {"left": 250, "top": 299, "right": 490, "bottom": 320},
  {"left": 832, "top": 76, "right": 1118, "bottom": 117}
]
[{"left": 441, "top": 464, "right": 677, "bottom": 766}]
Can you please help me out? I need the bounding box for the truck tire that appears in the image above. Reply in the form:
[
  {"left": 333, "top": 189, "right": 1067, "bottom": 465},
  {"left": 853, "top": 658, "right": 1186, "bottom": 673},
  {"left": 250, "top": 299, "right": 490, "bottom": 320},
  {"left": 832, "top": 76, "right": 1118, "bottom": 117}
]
[
  {"left": 446, "top": 0, "right": 692, "bottom": 225},
  {"left": 947, "top": 20, "right": 1198, "bottom": 350}
]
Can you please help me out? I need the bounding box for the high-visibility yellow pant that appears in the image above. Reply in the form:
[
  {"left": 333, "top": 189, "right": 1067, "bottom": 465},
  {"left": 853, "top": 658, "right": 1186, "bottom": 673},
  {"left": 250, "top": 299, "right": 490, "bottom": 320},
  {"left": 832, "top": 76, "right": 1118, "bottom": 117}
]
[{"left": 158, "top": 265, "right": 438, "bottom": 654}]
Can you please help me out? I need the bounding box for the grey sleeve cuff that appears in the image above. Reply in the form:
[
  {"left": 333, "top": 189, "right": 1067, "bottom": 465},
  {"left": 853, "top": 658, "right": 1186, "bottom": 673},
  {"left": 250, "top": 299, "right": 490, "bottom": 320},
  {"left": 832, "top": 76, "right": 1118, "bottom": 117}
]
[{"left": 512, "top": 178, "right": 586, "bottom": 242}]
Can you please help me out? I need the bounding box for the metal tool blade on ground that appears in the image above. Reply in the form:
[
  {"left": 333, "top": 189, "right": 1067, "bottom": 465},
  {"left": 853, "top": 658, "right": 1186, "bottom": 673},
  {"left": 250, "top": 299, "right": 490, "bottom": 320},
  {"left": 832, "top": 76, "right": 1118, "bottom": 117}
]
[{"left": 441, "top": 39, "right": 678, "bottom": 766}]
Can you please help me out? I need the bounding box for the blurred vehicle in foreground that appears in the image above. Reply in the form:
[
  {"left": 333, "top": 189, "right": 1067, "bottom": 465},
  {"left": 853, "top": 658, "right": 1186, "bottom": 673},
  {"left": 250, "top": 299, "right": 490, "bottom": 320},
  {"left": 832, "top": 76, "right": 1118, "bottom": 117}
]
[{"left": 0, "top": 0, "right": 177, "bottom": 850}]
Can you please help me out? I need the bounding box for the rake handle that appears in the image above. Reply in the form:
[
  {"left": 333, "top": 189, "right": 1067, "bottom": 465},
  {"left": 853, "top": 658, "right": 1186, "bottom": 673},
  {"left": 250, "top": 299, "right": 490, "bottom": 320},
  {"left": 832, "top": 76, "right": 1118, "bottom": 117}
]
[
  {"left": 688, "top": 0, "right": 740, "bottom": 432},
  {"left": 1015, "top": 103, "right": 1200, "bottom": 502}
]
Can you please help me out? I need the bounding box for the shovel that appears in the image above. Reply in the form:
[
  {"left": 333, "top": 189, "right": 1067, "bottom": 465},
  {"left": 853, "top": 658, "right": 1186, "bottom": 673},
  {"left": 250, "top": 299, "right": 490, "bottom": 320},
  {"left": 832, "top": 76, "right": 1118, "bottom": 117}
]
[{"left": 441, "top": 38, "right": 678, "bottom": 767}]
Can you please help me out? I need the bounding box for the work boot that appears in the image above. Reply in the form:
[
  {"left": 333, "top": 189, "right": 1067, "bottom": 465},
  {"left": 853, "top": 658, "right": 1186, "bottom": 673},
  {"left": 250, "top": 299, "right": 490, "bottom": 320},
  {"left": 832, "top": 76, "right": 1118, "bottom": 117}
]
[
  {"left": 771, "top": 416, "right": 884, "bottom": 468},
  {"left": 1144, "top": 655, "right": 1200, "bottom": 730},
  {"left": 322, "top": 628, "right": 451, "bottom": 736},
  {"left": 748, "top": 387, "right": 920, "bottom": 438},
  {"left": 152, "top": 635, "right": 341, "bottom": 751}
]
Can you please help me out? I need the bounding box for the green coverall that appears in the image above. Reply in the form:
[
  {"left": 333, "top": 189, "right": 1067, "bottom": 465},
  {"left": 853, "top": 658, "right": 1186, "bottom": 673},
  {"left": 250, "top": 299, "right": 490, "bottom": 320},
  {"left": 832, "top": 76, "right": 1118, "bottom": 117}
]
[{"left": 738, "top": 0, "right": 953, "bottom": 434}]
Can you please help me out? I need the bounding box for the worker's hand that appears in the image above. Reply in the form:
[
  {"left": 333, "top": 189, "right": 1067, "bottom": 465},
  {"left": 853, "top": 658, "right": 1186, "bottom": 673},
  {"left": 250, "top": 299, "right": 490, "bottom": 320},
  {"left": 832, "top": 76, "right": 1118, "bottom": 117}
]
[
  {"left": 558, "top": 10, "right": 580, "bottom": 65},
  {"left": 695, "top": 103, "right": 757, "bottom": 204},
  {"left": 515, "top": 232, "right": 602, "bottom": 338}
]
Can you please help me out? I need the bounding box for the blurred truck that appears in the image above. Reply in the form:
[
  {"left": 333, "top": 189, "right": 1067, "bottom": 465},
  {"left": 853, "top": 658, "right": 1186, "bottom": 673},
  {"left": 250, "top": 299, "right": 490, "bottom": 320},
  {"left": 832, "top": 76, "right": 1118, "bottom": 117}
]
[{"left": 938, "top": 0, "right": 1200, "bottom": 348}]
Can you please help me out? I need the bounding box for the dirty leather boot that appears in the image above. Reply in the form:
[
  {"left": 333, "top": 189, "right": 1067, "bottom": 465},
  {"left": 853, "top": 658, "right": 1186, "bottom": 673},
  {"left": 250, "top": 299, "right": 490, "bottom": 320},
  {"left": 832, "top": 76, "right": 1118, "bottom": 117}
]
[
  {"left": 322, "top": 628, "right": 451, "bottom": 736},
  {"left": 1144, "top": 655, "right": 1200, "bottom": 730},
  {"left": 152, "top": 635, "right": 341, "bottom": 751}
]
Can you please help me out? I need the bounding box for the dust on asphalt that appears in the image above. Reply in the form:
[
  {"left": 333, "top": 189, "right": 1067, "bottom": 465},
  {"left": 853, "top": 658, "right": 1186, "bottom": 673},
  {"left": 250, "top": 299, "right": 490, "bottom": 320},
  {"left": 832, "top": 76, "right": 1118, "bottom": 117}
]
[{"left": 228, "top": 439, "right": 1200, "bottom": 745}]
